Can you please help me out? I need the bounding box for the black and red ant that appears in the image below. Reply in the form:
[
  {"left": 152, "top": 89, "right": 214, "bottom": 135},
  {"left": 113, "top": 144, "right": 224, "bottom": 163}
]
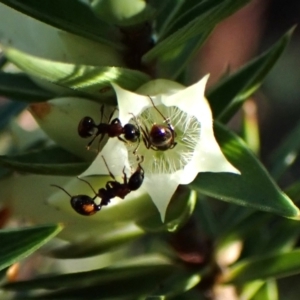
[
  {"left": 140, "top": 96, "right": 177, "bottom": 151},
  {"left": 78, "top": 106, "right": 140, "bottom": 152},
  {"left": 51, "top": 156, "right": 144, "bottom": 216}
]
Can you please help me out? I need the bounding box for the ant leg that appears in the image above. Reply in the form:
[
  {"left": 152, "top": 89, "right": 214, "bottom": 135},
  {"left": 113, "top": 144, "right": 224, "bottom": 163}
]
[
  {"left": 102, "top": 156, "right": 117, "bottom": 181},
  {"left": 96, "top": 133, "right": 106, "bottom": 152},
  {"left": 169, "top": 142, "right": 177, "bottom": 149},
  {"left": 133, "top": 136, "right": 140, "bottom": 155},
  {"left": 122, "top": 166, "right": 128, "bottom": 185},
  {"left": 117, "top": 136, "right": 128, "bottom": 143},
  {"left": 135, "top": 155, "right": 145, "bottom": 173},
  {"left": 77, "top": 177, "right": 98, "bottom": 195},
  {"left": 86, "top": 134, "right": 101, "bottom": 150},
  {"left": 107, "top": 107, "right": 118, "bottom": 123},
  {"left": 99, "top": 105, "right": 105, "bottom": 123},
  {"left": 140, "top": 125, "right": 151, "bottom": 149}
]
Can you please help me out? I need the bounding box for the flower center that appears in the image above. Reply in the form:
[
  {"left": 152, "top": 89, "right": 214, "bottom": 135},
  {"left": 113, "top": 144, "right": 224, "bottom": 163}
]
[{"left": 126, "top": 105, "right": 201, "bottom": 174}]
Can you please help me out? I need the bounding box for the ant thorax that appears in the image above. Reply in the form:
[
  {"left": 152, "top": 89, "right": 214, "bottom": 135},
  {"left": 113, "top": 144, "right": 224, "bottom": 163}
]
[{"left": 126, "top": 104, "right": 201, "bottom": 175}]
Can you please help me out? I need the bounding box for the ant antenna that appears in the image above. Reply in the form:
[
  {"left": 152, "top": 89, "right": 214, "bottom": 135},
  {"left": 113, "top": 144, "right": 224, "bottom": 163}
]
[
  {"left": 51, "top": 184, "right": 72, "bottom": 198},
  {"left": 102, "top": 156, "right": 117, "bottom": 181},
  {"left": 76, "top": 177, "right": 97, "bottom": 195},
  {"left": 148, "top": 96, "right": 171, "bottom": 125}
]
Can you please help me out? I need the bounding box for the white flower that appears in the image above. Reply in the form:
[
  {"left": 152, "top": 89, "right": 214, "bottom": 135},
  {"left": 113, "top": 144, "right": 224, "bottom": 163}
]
[{"left": 80, "top": 75, "right": 240, "bottom": 221}]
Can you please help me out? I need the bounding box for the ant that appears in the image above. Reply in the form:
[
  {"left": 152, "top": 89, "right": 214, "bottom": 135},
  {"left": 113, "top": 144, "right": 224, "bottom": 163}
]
[
  {"left": 51, "top": 156, "right": 144, "bottom": 216},
  {"left": 140, "top": 96, "right": 177, "bottom": 151},
  {"left": 78, "top": 106, "right": 140, "bottom": 152}
]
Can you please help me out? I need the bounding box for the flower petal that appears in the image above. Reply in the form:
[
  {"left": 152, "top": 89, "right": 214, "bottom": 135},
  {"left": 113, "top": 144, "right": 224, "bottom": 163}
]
[
  {"left": 111, "top": 83, "right": 150, "bottom": 124},
  {"left": 80, "top": 139, "right": 129, "bottom": 178},
  {"left": 143, "top": 172, "right": 181, "bottom": 222},
  {"left": 162, "top": 75, "right": 209, "bottom": 118}
]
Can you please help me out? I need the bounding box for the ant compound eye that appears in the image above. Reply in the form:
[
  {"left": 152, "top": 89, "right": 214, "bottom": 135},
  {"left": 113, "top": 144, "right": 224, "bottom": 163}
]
[
  {"left": 71, "top": 195, "right": 100, "bottom": 216},
  {"left": 123, "top": 124, "right": 140, "bottom": 142},
  {"left": 78, "top": 117, "right": 97, "bottom": 138}
]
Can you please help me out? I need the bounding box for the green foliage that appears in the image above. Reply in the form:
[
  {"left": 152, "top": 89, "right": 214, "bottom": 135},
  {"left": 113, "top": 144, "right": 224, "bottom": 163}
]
[
  {"left": 190, "top": 122, "right": 299, "bottom": 218},
  {"left": 0, "top": 224, "right": 62, "bottom": 271},
  {"left": 0, "top": 0, "right": 299, "bottom": 299}
]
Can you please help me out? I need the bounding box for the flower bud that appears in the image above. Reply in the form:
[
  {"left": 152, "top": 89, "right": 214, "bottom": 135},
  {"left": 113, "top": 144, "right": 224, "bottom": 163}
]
[{"left": 29, "top": 97, "right": 112, "bottom": 160}]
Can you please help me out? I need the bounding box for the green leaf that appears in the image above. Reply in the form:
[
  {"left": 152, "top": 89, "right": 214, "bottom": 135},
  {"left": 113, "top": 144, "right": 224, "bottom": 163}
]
[
  {"left": 0, "top": 0, "right": 123, "bottom": 49},
  {"left": 48, "top": 225, "right": 145, "bottom": 259},
  {"left": 269, "top": 119, "right": 300, "bottom": 180},
  {"left": 261, "top": 219, "right": 300, "bottom": 254},
  {"left": 0, "top": 224, "right": 62, "bottom": 271},
  {"left": 189, "top": 122, "right": 300, "bottom": 218},
  {"left": 136, "top": 188, "right": 197, "bottom": 233},
  {"left": 4, "top": 47, "right": 151, "bottom": 103},
  {"left": 3, "top": 256, "right": 175, "bottom": 291},
  {"left": 216, "top": 212, "right": 270, "bottom": 251},
  {"left": 154, "top": 0, "right": 185, "bottom": 37},
  {"left": 240, "top": 280, "right": 265, "bottom": 300},
  {"left": 147, "top": 271, "right": 202, "bottom": 299},
  {"left": 207, "top": 27, "right": 294, "bottom": 122},
  {"left": 285, "top": 180, "right": 300, "bottom": 203},
  {"left": 224, "top": 249, "right": 300, "bottom": 284},
  {"left": 143, "top": 0, "right": 250, "bottom": 64},
  {"left": 156, "top": 29, "right": 213, "bottom": 79},
  {"left": 251, "top": 280, "right": 278, "bottom": 300},
  {"left": 8, "top": 258, "right": 176, "bottom": 299},
  {"left": 0, "top": 146, "right": 89, "bottom": 176},
  {"left": 159, "top": 0, "right": 222, "bottom": 39},
  {"left": 0, "top": 72, "right": 55, "bottom": 102}
]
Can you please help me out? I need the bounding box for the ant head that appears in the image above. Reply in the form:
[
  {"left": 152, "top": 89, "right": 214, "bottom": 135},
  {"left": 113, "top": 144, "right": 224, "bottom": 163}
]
[
  {"left": 78, "top": 116, "right": 97, "bottom": 138},
  {"left": 123, "top": 123, "right": 140, "bottom": 142}
]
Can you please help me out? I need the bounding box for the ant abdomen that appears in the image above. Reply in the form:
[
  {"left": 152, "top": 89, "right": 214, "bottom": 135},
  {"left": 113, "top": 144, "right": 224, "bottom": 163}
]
[
  {"left": 128, "top": 172, "right": 144, "bottom": 190},
  {"left": 78, "top": 117, "right": 97, "bottom": 138},
  {"left": 149, "top": 124, "right": 174, "bottom": 151},
  {"left": 71, "top": 195, "right": 101, "bottom": 216}
]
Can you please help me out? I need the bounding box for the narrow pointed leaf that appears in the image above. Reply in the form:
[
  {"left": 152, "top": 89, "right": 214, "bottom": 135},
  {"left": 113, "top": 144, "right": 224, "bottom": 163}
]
[
  {"left": 251, "top": 280, "right": 278, "bottom": 300},
  {"left": 224, "top": 249, "right": 300, "bottom": 284},
  {"left": 48, "top": 225, "right": 145, "bottom": 259},
  {"left": 0, "top": 224, "right": 62, "bottom": 271},
  {"left": 190, "top": 122, "right": 300, "bottom": 218},
  {"left": 143, "top": 0, "right": 250, "bottom": 63},
  {"left": 0, "top": 146, "right": 89, "bottom": 176},
  {"left": 154, "top": 0, "right": 184, "bottom": 37},
  {"left": 9, "top": 261, "right": 176, "bottom": 299},
  {"left": 0, "top": 0, "right": 123, "bottom": 49},
  {"left": 269, "top": 119, "right": 300, "bottom": 180},
  {"left": 285, "top": 180, "right": 300, "bottom": 203},
  {"left": 147, "top": 271, "right": 202, "bottom": 298},
  {"left": 4, "top": 47, "right": 151, "bottom": 103},
  {"left": 0, "top": 72, "right": 55, "bottom": 102},
  {"left": 207, "top": 27, "right": 294, "bottom": 122},
  {"left": 159, "top": 0, "right": 223, "bottom": 39},
  {"left": 156, "top": 29, "right": 213, "bottom": 79},
  {"left": 3, "top": 257, "right": 175, "bottom": 291}
]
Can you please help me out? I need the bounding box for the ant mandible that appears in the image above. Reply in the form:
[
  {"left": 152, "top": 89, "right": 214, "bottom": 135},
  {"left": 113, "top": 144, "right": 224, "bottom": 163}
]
[
  {"left": 51, "top": 156, "right": 144, "bottom": 216},
  {"left": 78, "top": 105, "right": 140, "bottom": 152},
  {"left": 140, "top": 96, "right": 177, "bottom": 151}
]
